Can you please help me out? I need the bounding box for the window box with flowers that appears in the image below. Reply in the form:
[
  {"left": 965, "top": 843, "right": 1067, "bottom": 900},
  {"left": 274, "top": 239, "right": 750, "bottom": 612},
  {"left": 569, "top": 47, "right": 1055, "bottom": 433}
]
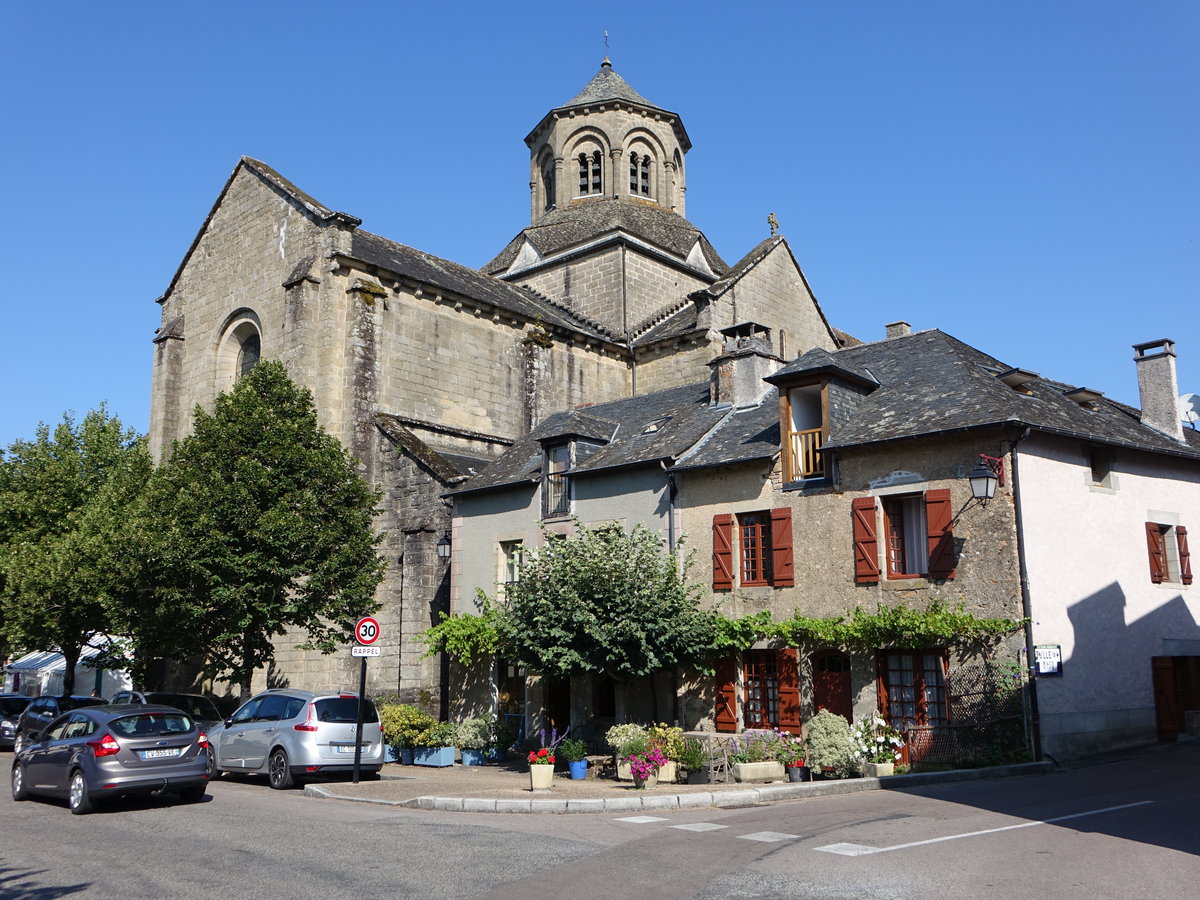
[{"left": 729, "top": 729, "right": 786, "bottom": 783}]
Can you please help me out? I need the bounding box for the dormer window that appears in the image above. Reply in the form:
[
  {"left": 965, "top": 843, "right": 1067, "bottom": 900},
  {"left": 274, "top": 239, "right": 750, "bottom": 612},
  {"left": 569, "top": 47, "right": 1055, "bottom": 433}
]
[
  {"left": 544, "top": 442, "right": 571, "bottom": 518},
  {"left": 781, "top": 383, "right": 826, "bottom": 482}
]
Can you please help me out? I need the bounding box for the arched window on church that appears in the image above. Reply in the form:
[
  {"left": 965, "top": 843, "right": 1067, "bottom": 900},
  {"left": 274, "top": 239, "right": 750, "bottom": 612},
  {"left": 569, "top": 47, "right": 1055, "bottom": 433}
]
[
  {"left": 237, "top": 330, "right": 261, "bottom": 377},
  {"left": 578, "top": 150, "right": 603, "bottom": 196},
  {"left": 543, "top": 164, "right": 556, "bottom": 211},
  {"left": 629, "top": 153, "right": 651, "bottom": 197}
]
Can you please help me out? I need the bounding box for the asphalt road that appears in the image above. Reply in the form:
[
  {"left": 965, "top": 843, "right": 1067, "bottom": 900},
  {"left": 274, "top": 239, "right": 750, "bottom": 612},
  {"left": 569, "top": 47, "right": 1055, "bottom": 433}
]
[{"left": 2, "top": 744, "right": 1196, "bottom": 899}]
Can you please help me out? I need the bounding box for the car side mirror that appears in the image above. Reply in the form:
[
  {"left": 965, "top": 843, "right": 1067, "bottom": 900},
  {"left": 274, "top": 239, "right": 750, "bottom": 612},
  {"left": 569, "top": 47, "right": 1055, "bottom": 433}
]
[{"left": 224, "top": 718, "right": 233, "bottom": 728}]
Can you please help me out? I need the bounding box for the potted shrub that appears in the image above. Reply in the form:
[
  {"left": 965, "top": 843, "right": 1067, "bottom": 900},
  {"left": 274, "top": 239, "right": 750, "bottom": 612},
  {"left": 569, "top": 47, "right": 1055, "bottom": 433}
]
[
  {"left": 777, "top": 732, "right": 810, "bottom": 782},
  {"left": 627, "top": 747, "right": 667, "bottom": 789},
  {"left": 379, "top": 703, "right": 434, "bottom": 765},
  {"left": 413, "top": 721, "right": 457, "bottom": 767},
  {"left": 605, "top": 723, "right": 649, "bottom": 781},
  {"left": 487, "top": 714, "right": 515, "bottom": 761},
  {"left": 853, "top": 714, "right": 904, "bottom": 777},
  {"left": 647, "top": 723, "right": 684, "bottom": 785},
  {"left": 805, "top": 709, "right": 858, "bottom": 779},
  {"left": 527, "top": 743, "right": 556, "bottom": 790},
  {"left": 558, "top": 737, "right": 589, "bottom": 779},
  {"left": 677, "top": 737, "right": 711, "bottom": 784},
  {"left": 455, "top": 716, "right": 491, "bottom": 766},
  {"left": 730, "top": 729, "right": 785, "bottom": 783}
]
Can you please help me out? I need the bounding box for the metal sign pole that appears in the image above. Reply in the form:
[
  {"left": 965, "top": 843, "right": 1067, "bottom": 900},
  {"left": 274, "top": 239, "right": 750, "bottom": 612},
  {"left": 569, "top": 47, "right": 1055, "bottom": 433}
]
[{"left": 352, "top": 656, "right": 367, "bottom": 783}]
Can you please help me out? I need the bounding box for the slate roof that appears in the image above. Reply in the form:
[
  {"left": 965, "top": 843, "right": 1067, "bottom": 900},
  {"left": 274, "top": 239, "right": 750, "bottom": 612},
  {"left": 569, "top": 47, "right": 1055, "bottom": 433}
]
[
  {"left": 482, "top": 198, "right": 728, "bottom": 277},
  {"left": 351, "top": 230, "right": 615, "bottom": 341},
  {"left": 564, "top": 59, "right": 655, "bottom": 108},
  {"left": 448, "top": 382, "right": 728, "bottom": 496},
  {"left": 676, "top": 329, "right": 1200, "bottom": 470}
]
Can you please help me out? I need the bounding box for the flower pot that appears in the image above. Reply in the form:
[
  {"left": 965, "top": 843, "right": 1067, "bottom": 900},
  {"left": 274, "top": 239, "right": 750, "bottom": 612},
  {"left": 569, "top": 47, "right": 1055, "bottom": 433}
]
[
  {"left": 413, "top": 746, "right": 455, "bottom": 767},
  {"left": 568, "top": 759, "right": 588, "bottom": 780},
  {"left": 385, "top": 745, "right": 398, "bottom": 763},
  {"left": 864, "top": 761, "right": 894, "bottom": 778},
  {"left": 631, "top": 772, "right": 657, "bottom": 789},
  {"left": 399, "top": 748, "right": 415, "bottom": 765},
  {"left": 485, "top": 747, "right": 505, "bottom": 763},
  {"left": 732, "top": 761, "right": 785, "bottom": 783},
  {"left": 460, "top": 748, "right": 485, "bottom": 766},
  {"left": 658, "top": 761, "right": 677, "bottom": 784},
  {"left": 616, "top": 757, "right": 633, "bottom": 781},
  {"left": 786, "top": 765, "right": 811, "bottom": 782},
  {"left": 686, "top": 768, "right": 710, "bottom": 785},
  {"left": 529, "top": 764, "right": 554, "bottom": 790}
]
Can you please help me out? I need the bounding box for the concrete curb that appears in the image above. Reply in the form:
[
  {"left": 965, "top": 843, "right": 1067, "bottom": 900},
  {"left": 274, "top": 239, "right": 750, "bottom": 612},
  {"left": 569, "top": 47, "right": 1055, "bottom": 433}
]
[{"left": 303, "top": 760, "right": 1053, "bottom": 814}]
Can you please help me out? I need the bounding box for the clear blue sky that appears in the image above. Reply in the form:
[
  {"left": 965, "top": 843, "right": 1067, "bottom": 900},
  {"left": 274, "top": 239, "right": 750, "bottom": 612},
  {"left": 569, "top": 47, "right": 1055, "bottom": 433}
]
[{"left": 2, "top": 1, "right": 1196, "bottom": 447}]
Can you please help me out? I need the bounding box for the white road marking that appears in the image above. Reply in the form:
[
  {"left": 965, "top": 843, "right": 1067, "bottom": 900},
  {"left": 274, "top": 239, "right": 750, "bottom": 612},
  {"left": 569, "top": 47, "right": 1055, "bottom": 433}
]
[
  {"left": 738, "top": 831, "right": 800, "bottom": 843},
  {"left": 615, "top": 815, "right": 670, "bottom": 824},
  {"left": 671, "top": 823, "right": 729, "bottom": 832},
  {"left": 814, "top": 800, "right": 1155, "bottom": 856}
]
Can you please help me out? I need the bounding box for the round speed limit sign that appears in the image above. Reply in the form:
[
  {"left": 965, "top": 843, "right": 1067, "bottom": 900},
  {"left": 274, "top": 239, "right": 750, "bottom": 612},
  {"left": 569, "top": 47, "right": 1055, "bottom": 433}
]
[{"left": 355, "top": 616, "right": 381, "bottom": 645}]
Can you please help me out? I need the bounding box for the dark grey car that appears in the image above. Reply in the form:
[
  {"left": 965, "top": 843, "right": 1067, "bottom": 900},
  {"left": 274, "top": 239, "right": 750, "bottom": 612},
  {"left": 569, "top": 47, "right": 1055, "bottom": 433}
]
[
  {"left": 10, "top": 704, "right": 210, "bottom": 814},
  {"left": 0, "top": 695, "right": 32, "bottom": 750},
  {"left": 108, "top": 691, "right": 224, "bottom": 732}
]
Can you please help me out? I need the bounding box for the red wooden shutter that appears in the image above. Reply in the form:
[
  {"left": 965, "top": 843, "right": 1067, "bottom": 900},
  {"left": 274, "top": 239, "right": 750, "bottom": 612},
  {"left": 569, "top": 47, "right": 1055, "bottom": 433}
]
[
  {"left": 925, "top": 489, "right": 956, "bottom": 579},
  {"left": 852, "top": 497, "right": 879, "bottom": 584},
  {"left": 777, "top": 648, "right": 801, "bottom": 734},
  {"left": 770, "top": 507, "right": 795, "bottom": 587},
  {"left": 1146, "top": 522, "right": 1166, "bottom": 583},
  {"left": 713, "top": 514, "right": 734, "bottom": 590},
  {"left": 714, "top": 655, "right": 737, "bottom": 732},
  {"left": 1177, "top": 526, "right": 1193, "bottom": 585}
]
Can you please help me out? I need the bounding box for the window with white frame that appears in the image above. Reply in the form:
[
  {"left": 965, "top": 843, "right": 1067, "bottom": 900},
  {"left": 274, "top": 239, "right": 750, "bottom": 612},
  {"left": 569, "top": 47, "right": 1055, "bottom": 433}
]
[{"left": 500, "top": 540, "right": 523, "bottom": 587}]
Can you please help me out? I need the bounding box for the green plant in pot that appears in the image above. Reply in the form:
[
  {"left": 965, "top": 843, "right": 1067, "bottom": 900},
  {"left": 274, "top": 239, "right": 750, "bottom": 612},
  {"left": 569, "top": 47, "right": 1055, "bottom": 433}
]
[
  {"left": 605, "top": 723, "right": 649, "bottom": 780},
  {"left": 805, "top": 709, "right": 857, "bottom": 779},
  {"left": 378, "top": 703, "right": 435, "bottom": 762},
  {"left": 677, "top": 737, "right": 711, "bottom": 784},
  {"left": 558, "top": 737, "right": 589, "bottom": 779},
  {"left": 413, "top": 721, "right": 458, "bottom": 767},
  {"left": 456, "top": 716, "right": 491, "bottom": 766}
]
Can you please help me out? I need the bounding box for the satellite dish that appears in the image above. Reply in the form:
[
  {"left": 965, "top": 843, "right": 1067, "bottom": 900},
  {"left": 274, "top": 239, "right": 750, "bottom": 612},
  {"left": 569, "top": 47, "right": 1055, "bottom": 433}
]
[{"left": 1180, "top": 393, "right": 1200, "bottom": 428}]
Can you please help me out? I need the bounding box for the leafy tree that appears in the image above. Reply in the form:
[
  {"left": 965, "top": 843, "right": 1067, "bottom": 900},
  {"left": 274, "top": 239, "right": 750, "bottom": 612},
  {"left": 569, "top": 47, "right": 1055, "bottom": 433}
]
[
  {"left": 0, "top": 408, "right": 151, "bottom": 695},
  {"left": 427, "top": 522, "right": 718, "bottom": 717},
  {"left": 142, "top": 360, "right": 384, "bottom": 697}
]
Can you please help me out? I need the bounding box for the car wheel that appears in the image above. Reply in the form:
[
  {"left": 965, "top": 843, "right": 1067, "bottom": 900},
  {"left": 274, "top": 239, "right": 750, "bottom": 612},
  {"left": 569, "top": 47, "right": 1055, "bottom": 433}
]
[
  {"left": 68, "top": 770, "right": 94, "bottom": 815},
  {"left": 206, "top": 750, "right": 223, "bottom": 781},
  {"left": 178, "top": 785, "right": 206, "bottom": 803},
  {"left": 11, "top": 763, "right": 28, "bottom": 801},
  {"left": 268, "top": 748, "right": 294, "bottom": 790}
]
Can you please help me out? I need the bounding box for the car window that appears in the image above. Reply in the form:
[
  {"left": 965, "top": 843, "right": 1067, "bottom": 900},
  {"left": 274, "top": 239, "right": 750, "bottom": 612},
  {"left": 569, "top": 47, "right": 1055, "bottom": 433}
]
[
  {"left": 283, "top": 697, "right": 306, "bottom": 720},
  {"left": 254, "top": 695, "right": 288, "bottom": 722},
  {"left": 45, "top": 715, "right": 72, "bottom": 741},
  {"left": 110, "top": 692, "right": 135, "bottom": 704},
  {"left": 59, "top": 697, "right": 105, "bottom": 713},
  {"left": 146, "top": 694, "right": 222, "bottom": 722},
  {"left": 230, "top": 698, "right": 261, "bottom": 724},
  {"left": 63, "top": 713, "right": 95, "bottom": 740},
  {"left": 31, "top": 699, "right": 55, "bottom": 717},
  {"left": 111, "top": 713, "right": 194, "bottom": 737},
  {"left": 314, "top": 697, "right": 380, "bottom": 724},
  {"left": 0, "top": 698, "right": 30, "bottom": 716}
]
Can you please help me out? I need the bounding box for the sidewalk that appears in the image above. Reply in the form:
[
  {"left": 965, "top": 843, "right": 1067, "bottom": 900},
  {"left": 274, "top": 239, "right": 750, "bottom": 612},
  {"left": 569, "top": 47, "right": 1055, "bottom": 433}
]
[{"left": 303, "top": 758, "right": 1054, "bottom": 814}]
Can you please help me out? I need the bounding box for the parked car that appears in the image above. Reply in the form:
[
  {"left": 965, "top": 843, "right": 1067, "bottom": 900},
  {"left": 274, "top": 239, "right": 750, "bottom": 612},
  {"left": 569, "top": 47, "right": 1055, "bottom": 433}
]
[
  {"left": 12, "top": 696, "right": 106, "bottom": 755},
  {"left": 1, "top": 695, "right": 33, "bottom": 750},
  {"left": 108, "top": 691, "right": 224, "bottom": 731},
  {"left": 207, "top": 689, "right": 384, "bottom": 788},
  {"left": 11, "top": 703, "right": 210, "bottom": 814}
]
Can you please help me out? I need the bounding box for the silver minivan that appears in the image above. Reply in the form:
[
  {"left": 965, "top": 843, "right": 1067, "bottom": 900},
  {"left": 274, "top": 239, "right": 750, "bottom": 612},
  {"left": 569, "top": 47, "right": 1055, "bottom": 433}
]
[{"left": 206, "top": 689, "right": 384, "bottom": 788}]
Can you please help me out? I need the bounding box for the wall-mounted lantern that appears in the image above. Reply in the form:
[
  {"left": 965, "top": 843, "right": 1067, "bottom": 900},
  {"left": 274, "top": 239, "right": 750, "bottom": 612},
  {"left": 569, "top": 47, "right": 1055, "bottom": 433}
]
[
  {"left": 967, "top": 453, "right": 1004, "bottom": 504},
  {"left": 436, "top": 533, "right": 451, "bottom": 560}
]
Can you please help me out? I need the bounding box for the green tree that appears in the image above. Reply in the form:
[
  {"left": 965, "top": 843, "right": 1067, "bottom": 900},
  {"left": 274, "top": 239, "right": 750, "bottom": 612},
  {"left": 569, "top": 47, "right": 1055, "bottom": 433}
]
[
  {"left": 0, "top": 408, "right": 151, "bottom": 695},
  {"left": 144, "top": 360, "right": 384, "bottom": 697},
  {"left": 428, "top": 522, "right": 716, "bottom": 718}
]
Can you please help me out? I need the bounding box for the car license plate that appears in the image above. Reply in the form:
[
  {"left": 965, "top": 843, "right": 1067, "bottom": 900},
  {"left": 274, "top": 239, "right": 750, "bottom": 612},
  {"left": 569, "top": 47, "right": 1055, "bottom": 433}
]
[
  {"left": 140, "top": 748, "right": 181, "bottom": 759},
  {"left": 334, "top": 744, "right": 361, "bottom": 754}
]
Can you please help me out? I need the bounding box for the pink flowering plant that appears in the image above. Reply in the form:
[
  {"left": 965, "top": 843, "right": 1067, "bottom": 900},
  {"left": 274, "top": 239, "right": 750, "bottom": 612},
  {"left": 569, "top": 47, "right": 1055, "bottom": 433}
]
[
  {"left": 852, "top": 714, "right": 905, "bottom": 763},
  {"left": 627, "top": 747, "right": 667, "bottom": 781},
  {"left": 776, "top": 732, "right": 807, "bottom": 768}
]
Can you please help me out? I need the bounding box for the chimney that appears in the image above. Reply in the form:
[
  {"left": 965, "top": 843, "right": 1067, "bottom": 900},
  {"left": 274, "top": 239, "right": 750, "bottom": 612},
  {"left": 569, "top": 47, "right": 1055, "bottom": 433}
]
[
  {"left": 885, "top": 321, "right": 911, "bottom": 339},
  {"left": 1133, "top": 338, "right": 1183, "bottom": 441},
  {"left": 709, "top": 323, "right": 783, "bottom": 408}
]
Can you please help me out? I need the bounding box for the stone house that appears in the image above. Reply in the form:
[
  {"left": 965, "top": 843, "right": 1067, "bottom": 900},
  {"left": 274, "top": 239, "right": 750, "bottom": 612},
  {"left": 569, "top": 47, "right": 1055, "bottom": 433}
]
[
  {"left": 450, "top": 322, "right": 1200, "bottom": 761},
  {"left": 148, "top": 60, "right": 844, "bottom": 710}
]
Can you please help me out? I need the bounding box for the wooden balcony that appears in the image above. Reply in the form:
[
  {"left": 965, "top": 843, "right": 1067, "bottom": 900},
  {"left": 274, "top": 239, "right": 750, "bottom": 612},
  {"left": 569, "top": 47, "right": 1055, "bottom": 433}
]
[{"left": 786, "top": 427, "right": 825, "bottom": 480}]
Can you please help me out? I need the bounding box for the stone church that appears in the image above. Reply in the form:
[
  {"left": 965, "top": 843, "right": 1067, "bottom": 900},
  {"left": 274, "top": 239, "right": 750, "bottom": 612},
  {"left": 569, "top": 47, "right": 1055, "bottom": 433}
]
[{"left": 149, "top": 59, "right": 847, "bottom": 711}]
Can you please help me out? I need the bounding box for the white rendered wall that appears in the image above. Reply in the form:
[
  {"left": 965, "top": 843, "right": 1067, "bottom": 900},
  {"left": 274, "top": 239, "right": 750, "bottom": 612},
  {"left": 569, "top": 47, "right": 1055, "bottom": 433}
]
[{"left": 1016, "top": 432, "right": 1200, "bottom": 758}]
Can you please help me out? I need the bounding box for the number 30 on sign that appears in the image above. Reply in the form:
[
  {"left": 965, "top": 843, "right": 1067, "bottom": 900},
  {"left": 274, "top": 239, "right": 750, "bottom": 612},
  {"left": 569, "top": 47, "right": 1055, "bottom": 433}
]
[{"left": 355, "top": 616, "right": 381, "bottom": 645}]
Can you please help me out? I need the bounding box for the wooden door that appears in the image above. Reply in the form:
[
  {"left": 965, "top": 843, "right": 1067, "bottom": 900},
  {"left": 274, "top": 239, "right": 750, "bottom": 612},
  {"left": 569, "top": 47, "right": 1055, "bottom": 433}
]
[
  {"left": 812, "top": 650, "right": 853, "bottom": 720},
  {"left": 1152, "top": 656, "right": 1181, "bottom": 740}
]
